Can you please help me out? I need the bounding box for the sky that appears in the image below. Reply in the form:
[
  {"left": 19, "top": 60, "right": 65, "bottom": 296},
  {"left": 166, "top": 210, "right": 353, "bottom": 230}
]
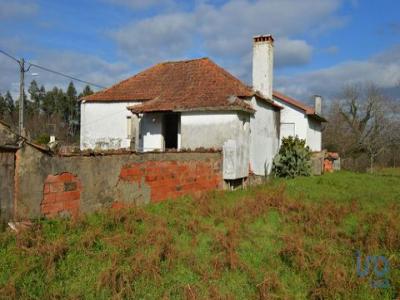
[{"left": 0, "top": 0, "right": 399, "bottom": 104}]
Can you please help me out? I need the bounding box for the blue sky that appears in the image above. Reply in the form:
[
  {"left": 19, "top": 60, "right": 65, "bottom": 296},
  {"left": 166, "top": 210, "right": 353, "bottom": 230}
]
[{"left": 0, "top": 0, "right": 399, "bottom": 102}]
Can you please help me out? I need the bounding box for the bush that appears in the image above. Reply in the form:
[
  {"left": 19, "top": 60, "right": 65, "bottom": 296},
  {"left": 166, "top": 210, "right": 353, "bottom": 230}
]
[
  {"left": 34, "top": 134, "right": 50, "bottom": 145},
  {"left": 272, "top": 136, "right": 311, "bottom": 178}
]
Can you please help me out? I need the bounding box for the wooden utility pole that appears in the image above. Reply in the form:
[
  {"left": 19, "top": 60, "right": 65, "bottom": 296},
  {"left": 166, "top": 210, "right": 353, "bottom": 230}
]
[{"left": 19, "top": 58, "right": 25, "bottom": 136}]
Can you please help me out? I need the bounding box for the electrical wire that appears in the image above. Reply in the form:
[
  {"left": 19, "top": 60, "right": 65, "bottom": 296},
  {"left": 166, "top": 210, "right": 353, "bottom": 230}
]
[
  {"left": 0, "top": 49, "right": 20, "bottom": 64},
  {"left": 0, "top": 48, "right": 106, "bottom": 89},
  {"left": 29, "top": 63, "right": 106, "bottom": 89}
]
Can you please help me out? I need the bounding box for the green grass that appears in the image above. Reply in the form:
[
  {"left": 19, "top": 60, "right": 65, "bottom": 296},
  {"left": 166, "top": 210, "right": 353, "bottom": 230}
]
[{"left": 0, "top": 170, "right": 399, "bottom": 299}]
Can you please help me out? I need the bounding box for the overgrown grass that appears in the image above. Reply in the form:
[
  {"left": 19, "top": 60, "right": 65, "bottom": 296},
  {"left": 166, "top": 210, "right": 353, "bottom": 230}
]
[{"left": 0, "top": 170, "right": 399, "bottom": 299}]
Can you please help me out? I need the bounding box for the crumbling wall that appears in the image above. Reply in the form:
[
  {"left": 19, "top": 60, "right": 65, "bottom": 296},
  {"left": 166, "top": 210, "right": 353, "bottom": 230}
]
[
  {"left": 41, "top": 173, "right": 82, "bottom": 218},
  {"left": 0, "top": 151, "right": 15, "bottom": 224},
  {"left": 13, "top": 144, "right": 222, "bottom": 220},
  {"left": 0, "top": 121, "right": 17, "bottom": 146}
]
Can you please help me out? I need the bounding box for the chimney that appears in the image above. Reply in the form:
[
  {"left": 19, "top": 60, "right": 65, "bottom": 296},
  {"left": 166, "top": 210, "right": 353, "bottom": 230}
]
[
  {"left": 252, "top": 34, "right": 274, "bottom": 99},
  {"left": 314, "top": 95, "right": 322, "bottom": 115}
]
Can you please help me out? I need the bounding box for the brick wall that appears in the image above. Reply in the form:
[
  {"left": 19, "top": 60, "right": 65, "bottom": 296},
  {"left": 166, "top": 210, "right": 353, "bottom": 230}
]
[
  {"left": 119, "top": 159, "right": 222, "bottom": 202},
  {"left": 11, "top": 144, "right": 223, "bottom": 221},
  {"left": 41, "top": 172, "right": 82, "bottom": 218}
]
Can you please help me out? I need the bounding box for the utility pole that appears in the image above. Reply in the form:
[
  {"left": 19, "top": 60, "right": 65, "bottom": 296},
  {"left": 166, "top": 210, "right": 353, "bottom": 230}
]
[{"left": 19, "top": 58, "right": 25, "bottom": 136}]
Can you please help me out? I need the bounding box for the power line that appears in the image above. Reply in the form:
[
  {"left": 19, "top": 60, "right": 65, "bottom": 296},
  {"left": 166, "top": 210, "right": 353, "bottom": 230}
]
[
  {"left": 0, "top": 48, "right": 106, "bottom": 89},
  {"left": 0, "top": 48, "right": 107, "bottom": 135},
  {"left": 29, "top": 63, "right": 106, "bottom": 89},
  {"left": 0, "top": 49, "right": 20, "bottom": 64}
]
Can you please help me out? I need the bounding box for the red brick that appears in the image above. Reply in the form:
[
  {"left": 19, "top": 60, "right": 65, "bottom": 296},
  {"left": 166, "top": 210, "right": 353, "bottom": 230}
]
[
  {"left": 41, "top": 173, "right": 82, "bottom": 219},
  {"left": 125, "top": 167, "right": 143, "bottom": 176},
  {"left": 145, "top": 175, "right": 158, "bottom": 182},
  {"left": 56, "top": 190, "right": 80, "bottom": 202},
  {"left": 43, "top": 183, "right": 51, "bottom": 194},
  {"left": 43, "top": 193, "right": 57, "bottom": 204},
  {"left": 49, "top": 182, "right": 65, "bottom": 193},
  {"left": 63, "top": 198, "right": 79, "bottom": 208},
  {"left": 58, "top": 172, "right": 75, "bottom": 181},
  {"left": 45, "top": 174, "right": 60, "bottom": 183},
  {"left": 119, "top": 168, "right": 129, "bottom": 179}
]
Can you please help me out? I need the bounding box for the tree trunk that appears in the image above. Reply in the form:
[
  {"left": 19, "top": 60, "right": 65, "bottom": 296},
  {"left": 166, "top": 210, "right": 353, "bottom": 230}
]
[{"left": 370, "top": 155, "right": 374, "bottom": 173}]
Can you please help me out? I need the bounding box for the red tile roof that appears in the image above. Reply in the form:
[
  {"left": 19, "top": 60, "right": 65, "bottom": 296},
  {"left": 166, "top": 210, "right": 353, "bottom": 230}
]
[
  {"left": 83, "top": 58, "right": 281, "bottom": 113},
  {"left": 273, "top": 90, "right": 315, "bottom": 114},
  {"left": 273, "top": 90, "right": 326, "bottom": 122}
]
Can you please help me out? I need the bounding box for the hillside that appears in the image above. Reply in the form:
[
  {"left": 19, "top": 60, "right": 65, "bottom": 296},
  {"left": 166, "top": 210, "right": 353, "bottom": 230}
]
[{"left": 0, "top": 170, "right": 399, "bottom": 299}]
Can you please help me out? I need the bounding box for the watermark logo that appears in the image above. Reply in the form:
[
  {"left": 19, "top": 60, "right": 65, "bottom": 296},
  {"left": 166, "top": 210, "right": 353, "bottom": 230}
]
[{"left": 356, "top": 251, "right": 390, "bottom": 288}]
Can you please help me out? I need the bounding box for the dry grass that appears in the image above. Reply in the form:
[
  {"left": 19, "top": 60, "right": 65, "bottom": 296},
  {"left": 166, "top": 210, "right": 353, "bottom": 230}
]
[{"left": 0, "top": 171, "right": 399, "bottom": 299}]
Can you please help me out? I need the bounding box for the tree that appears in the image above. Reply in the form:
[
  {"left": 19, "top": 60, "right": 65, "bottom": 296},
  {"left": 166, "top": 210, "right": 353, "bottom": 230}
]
[
  {"left": 65, "top": 81, "right": 78, "bottom": 137},
  {"left": 0, "top": 82, "right": 96, "bottom": 144},
  {"left": 326, "top": 83, "right": 394, "bottom": 172},
  {"left": 79, "top": 85, "right": 93, "bottom": 98},
  {"left": 28, "top": 80, "right": 45, "bottom": 114},
  {"left": 4, "top": 91, "right": 15, "bottom": 115},
  {"left": 42, "top": 87, "right": 64, "bottom": 117}
]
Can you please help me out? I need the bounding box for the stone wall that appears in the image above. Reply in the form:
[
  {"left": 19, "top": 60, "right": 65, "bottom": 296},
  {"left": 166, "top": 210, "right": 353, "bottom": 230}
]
[
  {"left": 0, "top": 150, "right": 15, "bottom": 224},
  {"left": 13, "top": 143, "right": 222, "bottom": 220}
]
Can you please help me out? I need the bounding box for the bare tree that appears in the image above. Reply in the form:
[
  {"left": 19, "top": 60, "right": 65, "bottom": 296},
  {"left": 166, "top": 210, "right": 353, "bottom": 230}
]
[{"left": 329, "top": 83, "right": 395, "bottom": 172}]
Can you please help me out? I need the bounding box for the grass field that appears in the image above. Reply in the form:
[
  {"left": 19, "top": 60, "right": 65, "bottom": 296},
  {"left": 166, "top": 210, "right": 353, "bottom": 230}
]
[{"left": 0, "top": 170, "right": 399, "bottom": 299}]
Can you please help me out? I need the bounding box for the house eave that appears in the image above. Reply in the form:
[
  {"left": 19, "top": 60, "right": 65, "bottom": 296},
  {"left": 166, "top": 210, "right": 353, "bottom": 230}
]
[
  {"left": 307, "top": 113, "right": 327, "bottom": 122},
  {"left": 128, "top": 105, "right": 255, "bottom": 115}
]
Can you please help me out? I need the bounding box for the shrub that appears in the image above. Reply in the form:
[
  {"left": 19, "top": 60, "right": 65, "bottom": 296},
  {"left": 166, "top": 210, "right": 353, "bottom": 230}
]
[
  {"left": 35, "top": 134, "right": 50, "bottom": 145},
  {"left": 272, "top": 136, "right": 311, "bottom": 178}
]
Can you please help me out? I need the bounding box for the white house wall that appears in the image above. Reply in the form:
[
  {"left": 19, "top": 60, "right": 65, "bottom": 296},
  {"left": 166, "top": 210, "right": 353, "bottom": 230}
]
[
  {"left": 276, "top": 100, "right": 309, "bottom": 141},
  {"left": 249, "top": 97, "right": 280, "bottom": 176},
  {"left": 139, "top": 113, "right": 164, "bottom": 152},
  {"left": 80, "top": 101, "right": 138, "bottom": 150},
  {"left": 307, "top": 118, "right": 322, "bottom": 151},
  {"left": 273, "top": 97, "right": 322, "bottom": 152},
  {"left": 180, "top": 111, "right": 250, "bottom": 149}
]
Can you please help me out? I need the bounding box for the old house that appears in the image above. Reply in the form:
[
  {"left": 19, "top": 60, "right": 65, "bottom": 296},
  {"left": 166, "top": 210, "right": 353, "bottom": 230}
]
[
  {"left": 80, "top": 35, "right": 325, "bottom": 177},
  {"left": 273, "top": 91, "right": 325, "bottom": 151}
]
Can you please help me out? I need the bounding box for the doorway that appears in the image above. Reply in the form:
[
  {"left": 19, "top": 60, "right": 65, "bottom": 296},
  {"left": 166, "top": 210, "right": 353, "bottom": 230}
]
[{"left": 163, "top": 113, "right": 180, "bottom": 150}]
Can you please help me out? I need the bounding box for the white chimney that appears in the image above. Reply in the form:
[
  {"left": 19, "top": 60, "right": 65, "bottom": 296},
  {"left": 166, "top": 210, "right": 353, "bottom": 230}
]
[
  {"left": 252, "top": 35, "right": 274, "bottom": 99},
  {"left": 314, "top": 95, "right": 322, "bottom": 115}
]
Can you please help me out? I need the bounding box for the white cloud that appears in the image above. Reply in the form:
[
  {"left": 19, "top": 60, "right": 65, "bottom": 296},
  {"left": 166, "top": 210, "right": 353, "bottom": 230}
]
[
  {"left": 111, "top": 13, "right": 196, "bottom": 66},
  {"left": 275, "top": 38, "right": 313, "bottom": 67},
  {"left": 109, "top": 0, "right": 344, "bottom": 74},
  {"left": 275, "top": 45, "right": 400, "bottom": 102},
  {"left": 0, "top": 0, "right": 38, "bottom": 19},
  {"left": 103, "top": 0, "right": 176, "bottom": 10},
  {"left": 0, "top": 48, "right": 131, "bottom": 99}
]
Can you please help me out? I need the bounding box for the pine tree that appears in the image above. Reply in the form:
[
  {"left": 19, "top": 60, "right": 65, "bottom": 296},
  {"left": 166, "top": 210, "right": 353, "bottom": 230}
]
[
  {"left": 66, "top": 82, "right": 78, "bottom": 137},
  {"left": 28, "top": 80, "right": 42, "bottom": 113},
  {"left": 0, "top": 93, "right": 6, "bottom": 117},
  {"left": 42, "top": 87, "right": 58, "bottom": 117},
  {"left": 79, "top": 85, "right": 94, "bottom": 98},
  {"left": 4, "top": 91, "right": 14, "bottom": 114},
  {"left": 66, "top": 81, "right": 77, "bottom": 120}
]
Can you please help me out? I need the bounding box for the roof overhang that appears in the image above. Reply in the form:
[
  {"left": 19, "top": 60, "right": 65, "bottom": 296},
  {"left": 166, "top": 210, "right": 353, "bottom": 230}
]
[
  {"left": 127, "top": 95, "right": 256, "bottom": 115},
  {"left": 307, "top": 113, "right": 327, "bottom": 122},
  {"left": 0, "top": 145, "right": 19, "bottom": 151},
  {"left": 128, "top": 105, "right": 255, "bottom": 115},
  {"left": 273, "top": 91, "right": 327, "bottom": 122},
  {"left": 79, "top": 98, "right": 147, "bottom": 103},
  {"left": 250, "top": 91, "right": 283, "bottom": 110}
]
